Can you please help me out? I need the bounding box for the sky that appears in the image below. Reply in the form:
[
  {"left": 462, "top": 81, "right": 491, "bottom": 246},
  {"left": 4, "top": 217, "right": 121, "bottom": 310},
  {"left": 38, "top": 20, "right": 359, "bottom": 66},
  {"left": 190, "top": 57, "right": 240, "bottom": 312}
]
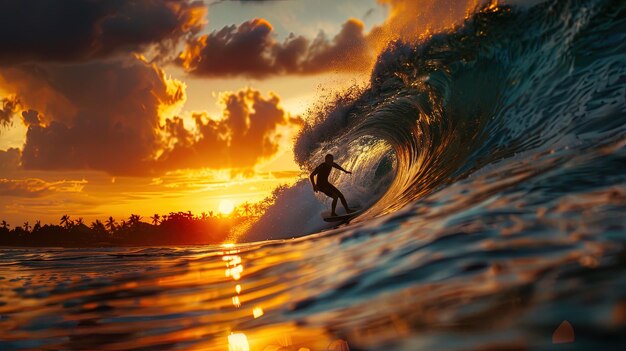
[{"left": 0, "top": 0, "right": 481, "bottom": 226}]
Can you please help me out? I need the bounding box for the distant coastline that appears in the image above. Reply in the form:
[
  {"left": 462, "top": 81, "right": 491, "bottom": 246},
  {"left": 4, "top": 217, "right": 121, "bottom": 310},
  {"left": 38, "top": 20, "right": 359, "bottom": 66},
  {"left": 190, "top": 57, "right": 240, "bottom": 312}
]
[{"left": 0, "top": 210, "right": 259, "bottom": 248}]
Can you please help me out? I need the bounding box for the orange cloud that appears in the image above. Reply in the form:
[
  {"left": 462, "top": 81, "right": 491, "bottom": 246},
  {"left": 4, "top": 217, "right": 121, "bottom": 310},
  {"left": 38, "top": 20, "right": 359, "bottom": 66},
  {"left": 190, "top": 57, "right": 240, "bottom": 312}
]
[
  {"left": 0, "top": 178, "right": 87, "bottom": 198},
  {"left": 0, "top": 148, "right": 20, "bottom": 175},
  {"left": 21, "top": 109, "right": 42, "bottom": 127},
  {"left": 1, "top": 60, "right": 300, "bottom": 176},
  {"left": 157, "top": 88, "right": 303, "bottom": 173},
  {"left": 177, "top": 1, "right": 482, "bottom": 79},
  {"left": 178, "top": 18, "right": 374, "bottom": 77},
  {"left": 0, "top": 57, "right": 185, "bottom": 176}
]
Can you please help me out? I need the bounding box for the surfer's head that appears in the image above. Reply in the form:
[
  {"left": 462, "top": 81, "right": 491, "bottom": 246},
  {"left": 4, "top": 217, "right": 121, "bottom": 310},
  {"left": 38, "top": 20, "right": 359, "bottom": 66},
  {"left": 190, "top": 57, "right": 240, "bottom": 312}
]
[{"left": 325, "top": 154, "right": 334, "bottom": 164}]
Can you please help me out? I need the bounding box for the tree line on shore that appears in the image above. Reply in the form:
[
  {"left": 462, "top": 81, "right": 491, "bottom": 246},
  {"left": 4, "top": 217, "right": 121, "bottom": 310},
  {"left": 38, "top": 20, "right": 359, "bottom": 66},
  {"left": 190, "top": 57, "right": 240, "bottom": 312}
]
[{"left": 0, "top": 195, "right": 279, "bottom": 247}]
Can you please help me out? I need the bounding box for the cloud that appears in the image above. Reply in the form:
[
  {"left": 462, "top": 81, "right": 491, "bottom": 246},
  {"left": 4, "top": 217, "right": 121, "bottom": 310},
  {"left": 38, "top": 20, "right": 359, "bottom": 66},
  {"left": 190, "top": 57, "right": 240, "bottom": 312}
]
[
  {"left": 1, "top": 60, "right": 300, "bottom": 175},
  {"left": 21, "top": 109, "right": 41, "bottom": 127},
  {"left": 157, "top": 88, "right": 303, "bottom": 173},
  {"left": 0, "top": 0, "right": 207, "bottom": 64},
  {"left": 0, "top": 148, "right": 21, "bottom": 176},
  {"left": 0, "top": 96, "right": 20, "bottom": 128},
  {"left": 177, "top": 0, "right": 480, "bottom": 78},
  {"left": 0, "top": 178, "right": 87, "bottom": 198},
  {"left": 177, "top": 18, "right": 374, "bottom": 77},
  {"left": 0, "top": 57, "right": 186, "bottom": 176}
]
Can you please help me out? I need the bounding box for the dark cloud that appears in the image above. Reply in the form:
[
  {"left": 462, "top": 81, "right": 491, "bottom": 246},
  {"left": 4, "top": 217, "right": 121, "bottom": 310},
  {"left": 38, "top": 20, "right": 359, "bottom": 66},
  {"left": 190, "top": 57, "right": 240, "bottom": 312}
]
[
  {"left": 21, "top": 110, "right": 41, "bottom": 127},
  {"left": 0, "top": 96, "right": 20, "bottom": 128},
  {"left": 157, "top": 89, "right": 303, "bottom": 172},
  {"left": 0, "top": 0, "right": 207, "bottom": 64},
  {"left": 0, "top": 58, "right": 185, "bottom": 176},
  {"left": 0, "top": 148, "right": 21, "bottom": 175},
  {"left": 177, "top": 0, "right": 478, "bottom": 78},
  {"left": 302, "top": 19, "right": 373, "bottom": 73},
  {"left": 178, "top": 18, "right": 374, "bottom": 77},
  {"left": 1, "top": 62, "right": 300, "bottom": 175}
]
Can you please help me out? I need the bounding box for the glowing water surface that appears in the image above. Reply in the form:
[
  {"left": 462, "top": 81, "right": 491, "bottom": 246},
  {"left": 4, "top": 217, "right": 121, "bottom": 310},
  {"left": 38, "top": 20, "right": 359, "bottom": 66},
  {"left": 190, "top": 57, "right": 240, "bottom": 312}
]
[{"left": 1, "top": 173, "right": 625, "bottom": 350}]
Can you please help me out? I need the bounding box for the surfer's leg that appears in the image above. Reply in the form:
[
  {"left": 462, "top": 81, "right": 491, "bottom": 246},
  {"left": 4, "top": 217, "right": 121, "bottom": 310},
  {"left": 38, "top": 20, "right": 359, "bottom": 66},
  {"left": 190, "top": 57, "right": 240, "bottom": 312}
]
[
  {"left": 320, "top": 184, "right": 341, "bottom": 216},
  {"left": 338, "top": 193, "right": 353, "bottom": 213},
  {"left": 331, "top": 195, "right": 339, "bottom": 216},
  {"left": 329, "top": 185, "right": 352, "bottom": 213}
]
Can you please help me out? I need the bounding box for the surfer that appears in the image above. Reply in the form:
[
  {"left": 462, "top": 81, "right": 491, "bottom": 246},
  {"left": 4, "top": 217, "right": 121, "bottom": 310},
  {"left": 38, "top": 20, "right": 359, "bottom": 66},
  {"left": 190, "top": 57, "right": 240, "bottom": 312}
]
[{"left": 310, "top": 154, "right": 355, "bottom": 217}]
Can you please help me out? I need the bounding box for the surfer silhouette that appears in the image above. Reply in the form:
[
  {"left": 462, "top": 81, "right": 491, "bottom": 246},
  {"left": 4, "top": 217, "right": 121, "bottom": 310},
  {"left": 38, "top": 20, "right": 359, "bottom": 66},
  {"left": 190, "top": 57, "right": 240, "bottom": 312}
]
[{"left": 310, "top": 154, "right": 355, "bottom": 217}]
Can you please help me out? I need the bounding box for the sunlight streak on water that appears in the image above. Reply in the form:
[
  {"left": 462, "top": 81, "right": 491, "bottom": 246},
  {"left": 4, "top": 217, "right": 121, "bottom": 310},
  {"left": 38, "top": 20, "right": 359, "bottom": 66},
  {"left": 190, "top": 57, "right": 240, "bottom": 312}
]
[{"left": 228, "top": 333, "right": 250, "bottom": 351}]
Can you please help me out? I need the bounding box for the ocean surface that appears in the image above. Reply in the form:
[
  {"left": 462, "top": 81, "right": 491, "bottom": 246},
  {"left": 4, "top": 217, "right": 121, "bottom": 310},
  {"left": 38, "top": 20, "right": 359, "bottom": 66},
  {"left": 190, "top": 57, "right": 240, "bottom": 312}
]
[{"left": 2, "top": 0, "right": 626, "bottom": 349}]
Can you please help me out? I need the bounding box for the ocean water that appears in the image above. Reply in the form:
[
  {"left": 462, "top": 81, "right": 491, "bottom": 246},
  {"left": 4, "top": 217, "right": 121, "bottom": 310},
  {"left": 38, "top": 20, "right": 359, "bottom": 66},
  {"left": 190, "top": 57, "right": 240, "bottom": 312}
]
[{"left": 2, "top": 0, "right": 626, "bottom": 349}]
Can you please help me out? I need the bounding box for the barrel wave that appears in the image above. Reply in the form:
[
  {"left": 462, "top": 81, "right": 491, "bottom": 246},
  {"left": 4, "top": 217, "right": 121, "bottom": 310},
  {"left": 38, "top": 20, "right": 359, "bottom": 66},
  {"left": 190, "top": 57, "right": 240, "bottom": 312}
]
[
  {"left": 2, "top": 1, "right": 625, "bottom": 350},
  {"left": 245, "top": 0, "right": 626, "bottom": 241}
]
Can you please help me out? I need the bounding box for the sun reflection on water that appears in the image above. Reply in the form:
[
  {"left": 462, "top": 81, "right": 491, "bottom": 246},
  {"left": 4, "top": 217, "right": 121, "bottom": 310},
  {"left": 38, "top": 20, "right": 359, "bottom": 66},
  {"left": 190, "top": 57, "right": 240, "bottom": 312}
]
[
  {"left": 253, "top": 306, "right": 264, "bottom": 318},
  {"left": 228, "top": 332, "right": 250, "bottom": 351},
  {"left": 0, "top": 246, "right": 352, "bottom": 350},
  {"left": 223, "top": 248, "right": 253, "bottom": 349},
  {"left": 219, "top": 247, "right": 343, "bottom": 350}
]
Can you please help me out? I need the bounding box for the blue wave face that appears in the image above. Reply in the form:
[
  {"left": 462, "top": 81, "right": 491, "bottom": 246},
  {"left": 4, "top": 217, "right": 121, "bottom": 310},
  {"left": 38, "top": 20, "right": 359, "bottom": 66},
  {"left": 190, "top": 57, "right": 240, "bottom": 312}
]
[
  {"left": 239, "top": 3, "right": 626, "bottom": 347},
  {"left": 241, "top": 0, "right": 626, "bottom": 241}
]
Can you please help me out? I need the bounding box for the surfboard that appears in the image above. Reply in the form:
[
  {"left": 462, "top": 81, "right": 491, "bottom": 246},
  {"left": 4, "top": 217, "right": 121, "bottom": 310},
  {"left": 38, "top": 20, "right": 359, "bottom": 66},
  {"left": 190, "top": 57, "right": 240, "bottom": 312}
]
[{"left": 321, "top": 208, "right": 363, "bottom": 223}]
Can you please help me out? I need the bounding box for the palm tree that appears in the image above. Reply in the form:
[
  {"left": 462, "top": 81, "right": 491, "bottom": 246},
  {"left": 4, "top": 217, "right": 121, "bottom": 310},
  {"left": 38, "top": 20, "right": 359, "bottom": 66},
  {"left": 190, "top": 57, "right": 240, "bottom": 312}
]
[
  {"left": 150, "top": 214, "right": 160, "bottom": 225},
  {"left": 60, "top": 215, "right": 71, "bottom": 229},
  {"left": 105, "top": 217, "right": 116, "bottom": 233},
  {"left": 242, "top": 202, "right": 252, "bottom": 217},
  {"left": 23, "top": 221, "right": 30, "bottom": 232},
  {"left": 200, "top": 212, "right": 208, "bottom": 220},
  {"left": 91, "top": 220, "right": 106, "bottom": 233},
  {"left": 0, "top": 220, "right": 9, "bottom": 229},
  {"left": 208, "top": 211, "right": 214, "bottom": 218},
  {"left": 33, "top": 220, "right": 41, "bottom": 232},
  {"left": 128, "top": 214, "right": 142, "bottom": 228},
  {"left": 75, "top": 217, "right": 84, "bottom": 226},
  {"left": 253, "top": 203, "right": 262, "bottom": 216}
]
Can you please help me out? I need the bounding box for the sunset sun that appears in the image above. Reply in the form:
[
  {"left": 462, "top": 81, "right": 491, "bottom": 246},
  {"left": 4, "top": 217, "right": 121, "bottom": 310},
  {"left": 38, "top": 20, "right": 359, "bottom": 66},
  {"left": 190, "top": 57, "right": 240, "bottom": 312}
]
[{"left": 218, "top": 199, "right": 235, "bottom": 216}]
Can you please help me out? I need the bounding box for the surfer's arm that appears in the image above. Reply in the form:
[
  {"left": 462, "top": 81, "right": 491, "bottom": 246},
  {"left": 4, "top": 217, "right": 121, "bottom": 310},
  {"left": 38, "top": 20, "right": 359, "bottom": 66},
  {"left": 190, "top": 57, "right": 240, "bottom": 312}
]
[
  {"left": 332, "top": 163, "right": 352, "bottom": 174},
  {"left": 309, "top": 167, "right": 319, "bottom": 192}
]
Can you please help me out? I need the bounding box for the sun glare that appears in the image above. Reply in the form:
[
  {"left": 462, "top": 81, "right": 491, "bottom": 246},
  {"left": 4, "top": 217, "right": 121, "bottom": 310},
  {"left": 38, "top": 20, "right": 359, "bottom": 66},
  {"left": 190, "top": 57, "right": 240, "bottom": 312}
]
[{"left": 218, "top": 199, "right": 235, "bottom": 215}]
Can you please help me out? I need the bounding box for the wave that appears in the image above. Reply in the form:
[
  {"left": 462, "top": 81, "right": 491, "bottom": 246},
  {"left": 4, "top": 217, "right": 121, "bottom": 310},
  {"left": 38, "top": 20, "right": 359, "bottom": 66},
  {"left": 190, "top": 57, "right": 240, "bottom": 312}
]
[{"left": 244, "top": 0, "right": 626, "bottom": 241}]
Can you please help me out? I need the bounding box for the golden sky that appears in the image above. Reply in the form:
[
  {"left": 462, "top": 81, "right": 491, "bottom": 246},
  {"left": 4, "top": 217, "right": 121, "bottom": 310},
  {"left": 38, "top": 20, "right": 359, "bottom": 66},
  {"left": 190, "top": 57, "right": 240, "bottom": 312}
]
[{"left": 0, "top": 0, "right": 478, "bottom": 226}]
